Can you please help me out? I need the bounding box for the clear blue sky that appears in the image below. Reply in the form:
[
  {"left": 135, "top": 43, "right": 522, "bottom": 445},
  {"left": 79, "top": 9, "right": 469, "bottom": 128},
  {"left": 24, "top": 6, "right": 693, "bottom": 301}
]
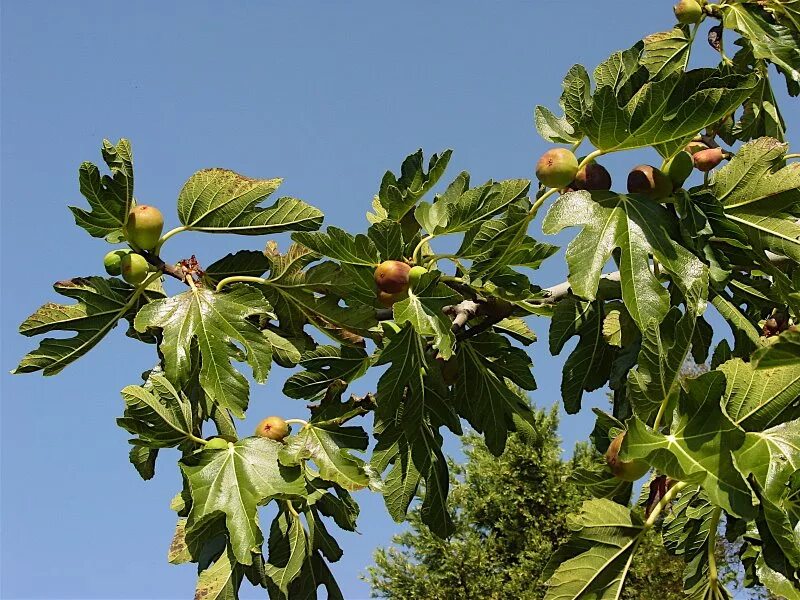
[{"left": 2, "top": 2, "right": 797, "bottom": 599}]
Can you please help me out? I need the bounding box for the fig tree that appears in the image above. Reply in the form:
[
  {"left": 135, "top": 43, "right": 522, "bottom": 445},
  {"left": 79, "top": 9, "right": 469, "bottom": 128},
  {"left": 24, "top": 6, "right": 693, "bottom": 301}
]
[
  {"left": 120, "top": 253, "right": 150, "bottom": 285},
  {"left": 693, "top": 147, "right": 725, "bottom": 172},
  {"left": 664, "top": 151, "right": 694, "bottom": 189},
  {"left": 126, "top": 205, "right": 164, "bottom": 251},
  {"left": 408, "top": 265, "right": 428, "bottom": 287},
  {"left": 378, "top": 290, "right": 407, "bottom": 308},
  {"left": 605, "top": 432, "right": 649, "bottom": 481},
  {"left": 627, "top": 165, "right": 672, "bottom": 200},
  {"left": 572, "top": 161, "right": 612, "bottom": 191},
  {"left": 535, "top": 148, "right": 579, "bottom": 189},
  {"left": 205, "top": 437, "right": 230, "bottom": 450},
  {"left": 674, "top": 0, "right": 703, "bottom": 23},
  {"left": 103, "top": 249, "right": 132, "bottom": 276},
  {"left": 374, "top": 260, "right": 411, "bottom": 294},
  {"left": 255, "top": 416, "right": 290, "bottom": 441}
]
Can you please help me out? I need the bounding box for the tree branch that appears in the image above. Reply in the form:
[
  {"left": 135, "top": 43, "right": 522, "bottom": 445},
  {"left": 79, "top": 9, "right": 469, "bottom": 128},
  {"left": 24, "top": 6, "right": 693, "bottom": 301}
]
[{"left": 140, "top": 250, "right": 187, "bottom": 283}]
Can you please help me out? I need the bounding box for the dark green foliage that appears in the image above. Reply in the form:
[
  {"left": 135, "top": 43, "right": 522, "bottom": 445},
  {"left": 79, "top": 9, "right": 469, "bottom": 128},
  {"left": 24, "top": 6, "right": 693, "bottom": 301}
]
[{"left": 367, "top": 408, "right": 686, "bottom": 600}]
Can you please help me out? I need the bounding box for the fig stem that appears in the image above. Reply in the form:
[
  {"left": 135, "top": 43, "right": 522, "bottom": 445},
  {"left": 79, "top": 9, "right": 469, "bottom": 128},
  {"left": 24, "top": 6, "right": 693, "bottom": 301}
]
[
  {"left": 285, "top": 418, "right": 309, "bottom": 428},
  {"left": 785, "top": 153, "right": 800, "bottom": 160},
  {"left": 215, "top": 275, "right": 270, "bottom": 292},
  {"left": 191, "top": 434, "right": 209, "bottom": 445},
  {"left": 644, "top": 480, "right": 688, "bottom": 527},
  {"left": 706, "top": 507, "right": 723, "bottom": 592},
  {"left": 412, "top": 234, "right": 436, "bottom": 265},
  {"left": 153, "top": 226, "right": 188, "bottom": 255},
  {"left": 570, "top": 139, "right": 583, "bottom": 153},
  {"left": 284, "top": 500, "right": 300, "bottom": 519}
]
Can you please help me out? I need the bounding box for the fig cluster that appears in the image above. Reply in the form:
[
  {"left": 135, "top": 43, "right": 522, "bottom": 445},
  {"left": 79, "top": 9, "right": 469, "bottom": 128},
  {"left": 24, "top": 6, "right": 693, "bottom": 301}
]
[
  {"left": 534, "top": 138, "right": 729, "bottom": 202},
  {"left": 102, "top": 205, "right": 165, "bottom": 285},
  {"left": 373, "top": 261, "right": 429, "bottom": 307}
]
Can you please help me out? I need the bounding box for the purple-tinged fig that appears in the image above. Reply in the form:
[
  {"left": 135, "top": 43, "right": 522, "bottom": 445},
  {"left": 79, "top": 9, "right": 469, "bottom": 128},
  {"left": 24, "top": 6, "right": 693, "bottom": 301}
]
[
  {"left": 374, "top": 260, "right": 411, "bottom": 294},
  {"left": 627, "top": 165, "right": 672, "bottom": 200},
  {"left": 693, "top": 147, "right": 725, "bottom": 172},
  {"left": 572, "top": 162, "right": 612, "bottom": 191}
]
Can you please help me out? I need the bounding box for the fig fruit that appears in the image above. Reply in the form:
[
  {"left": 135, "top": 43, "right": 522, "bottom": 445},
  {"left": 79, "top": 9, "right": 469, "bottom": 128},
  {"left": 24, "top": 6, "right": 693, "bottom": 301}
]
[
  {"left": 572, "top": 161, "right": 612, "bottom": 191},
  {"left": 535, "top": 148, "right": 579, "bottom": 189},
  {"left": 103, "top": 249, "right": 132, "bottom": 276},
  {"left": 255, "top": 416, "right": 290, "bottom": 441},
  {"left": 378, "top": 290, "right": 408, "bottom": 308},
  {"left": 693, "top": 147, "right": 725, "bottom": 172},
  {"left": 627, "top": 165, "right": 672, "bottom": 200},
  {"left": 605, "top": 432, "right": 649, "bottom": 481},
  {"left": 374, "top": 260, "right": 411, "bottom": 294},
  {"left": 126, "top": 205, "right": 164, "bottom": 251},
  {"left": 205, "top": 437, "right": 230, "bottom": 450},
  {"left": 674, "top": 0, "right": 703, "bottom": 23},
  {"left": 120, "top": 253, "right": 150, "bottom": 285},
  {"left": 684, "top": 141, "right": 709, "bottom": 155},
  {"left": 408, "top": 265, "right": 428, "bottom": 287},
  {"left": 664, "top": 151, "right": 694, "bottom": 189}
]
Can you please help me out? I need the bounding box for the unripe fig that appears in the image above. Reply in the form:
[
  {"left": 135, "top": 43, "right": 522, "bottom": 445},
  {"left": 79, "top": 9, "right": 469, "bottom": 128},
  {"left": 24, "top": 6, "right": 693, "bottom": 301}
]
[
  {"left": 674, "top": 0, "right": 703, "bottom": 23},
  {"left": 126, "top": 205, "right": 164, "bottom": 251},
  {"left": 693, "top": 147, "right": 725, "bottom": 172},
  {"left": 535, "top": 148, "right": 579, "bottom": 189},
  {"left": 664, "top": 151, "right": 694, "bottom": 189},
  {"left": 103, "top": 249, "right": 132, "bottom": 276},
  {"left": 605, "top": 432, "right": 649, "bottom": 482},
  {"left": 120, "top": 253, "right": 150, "bottom": 285},
  {"left": 408, "top": 265, "right": 428, "bottom": 287},
  {"left": 684, "top": 141, "right": 709, "bottom": 155},
  {"left": 255, "top": 416, "right": 290, "bottom": 441},
  {"left": 572, "top": 162, "right": 612, "bottom": 191},
  {"left": 627, "top": 165, "right": 672, "bottom": 200},
  {"left": 374, "top": 260, "right": 411, "bottom": 294},
  {"left": 205, "top": 437, "right": 230, "bottom": 450},
  {"left": 378, "top": 290, "right": 407, "bottom": 308}
]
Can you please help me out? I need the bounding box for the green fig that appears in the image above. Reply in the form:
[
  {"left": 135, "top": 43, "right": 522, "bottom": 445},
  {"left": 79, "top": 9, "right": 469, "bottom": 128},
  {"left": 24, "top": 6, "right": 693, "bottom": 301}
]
[
  {"left": 693, "top": 147, "right": 725, "bottom": 172},
  {"left": 120, "top": 253, "right": 150, "bottom": 285},
  {"left": 377, "top": 290, "right": 408, "bottom": 308},
  {"left": 664, "top": 151, "right": 694, "bottom": 189},
  {"left": 205, "top": 437, "right": 230, "bottom": 450},
  {"left": 408, "top": 265, "right": 428, "bottom": 287},
  {"left": 103, "top": 249, "right": 133, "bottom": 276},
  {"left": 374, "top": 260, "right": 411, "bottom": 294},
  {"left": 535, "top": 148, "right": 579, "bottom": 189},
  {"left": 255, "top": 416, "right": 290, "bottom": 441},
  {"left": 605, "top": 432, "right": 649, "bottom": 481},
  {"left": 627, "top": 165, "right": 672, "bottom": 200},
  {"left": 572, "top": 161, "right": 612, "bottom": 191},
  {"left": 674, "top": 0, "right": 703, "bottom": 23},
  {"left": 126, "top": 205, "right": 164, "bottom": 251}
]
